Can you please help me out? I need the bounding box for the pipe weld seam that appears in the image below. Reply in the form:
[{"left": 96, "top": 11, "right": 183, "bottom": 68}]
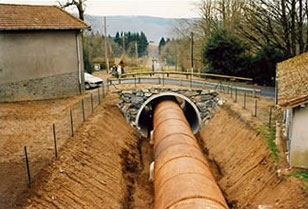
[
  {"left": 155, "top": 156, "right": 210, "bottom": 175},
  {"left": 154, "top": 132, "right": 197, "bottom": 154},
  {"left": 154, "top": 117, "right": 190, "bottom": 129},
  {"left": 156, "top": 172, "right": 216, "bottom": 193},
  {"left": 166, "top": 195, "right": 228, "bottom": 209}
]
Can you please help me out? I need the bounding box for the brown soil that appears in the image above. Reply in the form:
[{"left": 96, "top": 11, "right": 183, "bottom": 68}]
[
  {"left": 13, "top": 94, "right": 154, "bottom": 208},
  {"left": 0, "top": 94, "right": 87, "bottom": 208},
  {"left": 199, "top": 106, "right": 308, "bottom": 208}
]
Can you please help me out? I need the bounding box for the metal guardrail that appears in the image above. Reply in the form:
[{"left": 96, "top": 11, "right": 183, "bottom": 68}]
[
  {"left": 120, "top": 71, "right": 253, "bottom": 82},
  {"left": 107, "top": 76, "right": 260, "bottom": 96}
]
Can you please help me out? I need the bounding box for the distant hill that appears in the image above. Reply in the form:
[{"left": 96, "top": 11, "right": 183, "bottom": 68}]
[{"left": 84, "top": 15, "right": 179, "bottom": 43}]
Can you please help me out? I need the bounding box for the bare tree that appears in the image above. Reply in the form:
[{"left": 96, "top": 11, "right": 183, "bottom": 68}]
[{"left": 58, "top": 0, "right": 86, "bottom": 21}]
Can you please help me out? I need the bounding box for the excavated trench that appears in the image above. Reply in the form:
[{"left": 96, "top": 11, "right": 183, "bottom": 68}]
[{"left": 13, "top": 92, "right": 308, "bottom": 208}]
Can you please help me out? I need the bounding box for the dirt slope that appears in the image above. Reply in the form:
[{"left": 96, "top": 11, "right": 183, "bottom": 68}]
[
  {"left": 199, "top": 106, "right": 308, "bottom": 208},
  {"left": 14, "top": 94, "right": 144, "bottom": 208}
]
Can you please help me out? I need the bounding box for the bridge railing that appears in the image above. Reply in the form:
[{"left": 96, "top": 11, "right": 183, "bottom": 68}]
[
  {"left": 120, "top": 71, "right": 253, "bottom": 82},
  {"left": 107, "top": 76, "right": 275, "bottom": 129},
  {"left": 107, "top": 76, "right": 260, "bottom": 97}
]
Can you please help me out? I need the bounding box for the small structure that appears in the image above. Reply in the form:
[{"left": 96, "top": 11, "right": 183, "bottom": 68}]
[
  {"left": 276, "top": 52, "right": 308, "bottom": 168},
  {"left": 92, "top": 57, "right": 115, "bottom": 71},
  {"left": 0, "top": 4, "right": 90, "bottom": 102}
]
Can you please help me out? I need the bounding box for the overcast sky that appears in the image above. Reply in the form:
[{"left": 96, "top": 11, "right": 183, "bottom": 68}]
[{"left": 0, "top": 0, "right": 201, "bottom": 18}]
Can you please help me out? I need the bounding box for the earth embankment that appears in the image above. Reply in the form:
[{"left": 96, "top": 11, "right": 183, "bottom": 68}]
[{"left": 199, "top": 106, "right": 308, "bottom": 208}]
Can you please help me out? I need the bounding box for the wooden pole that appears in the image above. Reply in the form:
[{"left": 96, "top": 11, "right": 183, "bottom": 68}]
[
  {"left": 23, "top": 146, "right": 31, "bottom": 187},
  {"left": 104, "top": 17, "right": 109, "bottom": 73},
  {"left": 135, "top": 41, "right": 138, "bottom": 59},
  {"left": 190, "top": 32, "right": 194, "bottom": 74}
]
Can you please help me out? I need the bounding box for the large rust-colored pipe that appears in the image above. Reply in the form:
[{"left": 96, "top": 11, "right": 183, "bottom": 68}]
[{"left": 153, "top": 100, "right": 228, "bottom": 209}]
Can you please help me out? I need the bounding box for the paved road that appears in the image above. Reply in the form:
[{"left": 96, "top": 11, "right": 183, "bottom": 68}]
[{"left": 109, "top": 77, "right": 275, "bottom": 98}]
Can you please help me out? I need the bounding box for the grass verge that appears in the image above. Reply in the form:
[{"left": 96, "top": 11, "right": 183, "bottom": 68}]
[
  {"left": 258, "top": 124, "right": 279, "bottom": 162},
  {"left": 287, "top": 171, "right": 308, "bottom": 189}
]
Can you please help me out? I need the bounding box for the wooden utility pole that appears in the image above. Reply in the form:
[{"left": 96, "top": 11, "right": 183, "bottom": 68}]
[
  {"left": 104, "top": 16, "right": 109, "bottom": 73},
  {"left": 135, "top": 41, "right": 138, "bottom": 59},
  {"left": 122, "top": 35, "right": 125, "bottom": 56},
  {"left": 190, "top": 32, "right": 194, "bottom": 74}
]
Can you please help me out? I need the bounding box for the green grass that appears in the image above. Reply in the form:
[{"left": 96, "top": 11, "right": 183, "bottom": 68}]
[
  {"left": 258, "top": 124, "right": 279, "bottom": 162},
  {"left": 287, "top": 171, "right": 308, "bottom": 189}
]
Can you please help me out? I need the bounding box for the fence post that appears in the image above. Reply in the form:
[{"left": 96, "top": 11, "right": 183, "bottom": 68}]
[
  {"left": 230, "top": 87, "right": 233, "bottom": 98},
  {"left": 269, "top": 106, "right": 272, "bottom": 128},
  {"left": 190, "top": 74, "right": 192, "bottom": 88},
  {"left": 235, "top": 88, "right": 238, "bottom": 103},
  {"left": 102, "top": 83, "right": 105, "bottom": 98},
  {"left": 52, "top": 123, "right": 58, "bottom": 158},
  {"left": 162, "top": 73, "right": 165, "bottom": 86},
  {"left": 91, "top": 93, "right": 94, "bottom": 112},
  {"left": 134, "top": 77, "right": 137, "bottom": 87},
  {"left": 23, "top": 146, "right": 31, "bottom": 187},
  {"left": 106, "top": 79, "right": 109, "bottom": 92},
  {"left": 81, "top": 99, "right": 85, "bottom": 122},
  {"left": 243, "top": 93, "right": 246, "bottom": 109},
  {"left": 98, "top": 87, "right": 101, "bottom": 104},
  {"left": 138, "top": 77, "right": 141, "bottom": 84},
  {"left": 158, "top": 77, "right": 161, "bottom": 85},
  {"left": 70, "top": 109, "right": 74, "bottom": 137},
  {"left": 254, "top": 99, "right": 258, "bottom": 117}
]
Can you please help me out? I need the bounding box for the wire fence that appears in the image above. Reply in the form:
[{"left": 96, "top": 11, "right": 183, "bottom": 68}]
[
  {"left": 23, "top": 84, "right": 108, "bottom": 186},
  {"left": 0, "top": 83, "right": 108, "bottom": 209},
  {"left": 1, "top": 76, "right": 277, "bottom": 207}
]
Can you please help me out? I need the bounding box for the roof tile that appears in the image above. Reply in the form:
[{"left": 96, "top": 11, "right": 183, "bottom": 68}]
[
  {"left": 0, "top": 4, "right": 90, "bottom": 30},
  {"left": 277, "top": 52, "right": 308, "bottom": 108}
]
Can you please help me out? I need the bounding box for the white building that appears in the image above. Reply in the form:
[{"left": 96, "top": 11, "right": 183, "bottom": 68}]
[{"left": 276, "top": 52, "right": 308, "bottom": 168}]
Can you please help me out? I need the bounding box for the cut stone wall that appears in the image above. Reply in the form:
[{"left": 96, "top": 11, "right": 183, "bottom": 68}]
[
  {"left": 0, "top": 72, "right": 83, "bottom": 102},
  {"left": 116, "top": 87, "right": 223, "bottom": 129}
]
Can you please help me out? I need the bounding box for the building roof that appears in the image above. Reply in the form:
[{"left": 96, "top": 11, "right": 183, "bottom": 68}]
[
  {"left": 0, "top": 4, "right": 90, "bottom": 31},
  {"left": 277, "top": 52, "right": 308, "bottom": 108}
]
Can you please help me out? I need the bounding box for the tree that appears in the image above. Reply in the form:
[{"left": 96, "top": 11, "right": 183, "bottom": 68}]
[
  {"left": 252, "top": 46, "right": 284, "bottom": 86},
  {"left": 202, "top": 29, "right": 251, "bottom": 76},
  {"left": 158, "top": 37, "right": 166, "bottom": 54},
  {"left": 58, "top": 0, "right": 86, "bottom": 20}
]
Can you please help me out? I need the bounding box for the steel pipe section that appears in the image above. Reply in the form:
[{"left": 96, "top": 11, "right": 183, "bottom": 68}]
[
  {"left": 135, "top": 92, "right": 201, "bottom": 137},
  {"left": 153, "top": 100, "right": 228, "bottom": 209}
]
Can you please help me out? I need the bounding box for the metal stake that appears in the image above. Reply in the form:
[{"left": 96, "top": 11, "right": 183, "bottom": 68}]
[
  {"left": 24, "top": 146, "right": 31, "bottom": 187},
  {"left": 52, "top": 124, "right": 58, "bottom": 158},
  {"left": 81, "top": 99, "right": 85, "bottom": 122},
  {"left": 254, "top": 99, "right": 258, "bottom": 117},
  {"left": 70, "top": 109, "right": 74, "bottom": 137},
  {"left": 269, "top": 106, "right": 272, "bottom": 128},
  {"left": 98, "top": 87, "right": 100, "bottom": 104},
  {"left": 91, "top": 93, "right": 94, "bottom": 112},
  {"left": 243, "top": 93, "right": 246, "bottom": 109}
]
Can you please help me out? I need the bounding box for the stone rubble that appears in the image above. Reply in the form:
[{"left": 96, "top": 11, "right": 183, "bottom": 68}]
[{"left": 116, "top": 87, "right": 224, "bottom": 130}]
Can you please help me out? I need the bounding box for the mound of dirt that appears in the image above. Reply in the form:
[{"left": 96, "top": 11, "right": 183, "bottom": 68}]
[
  {"left": 13, "top": 94, "right": 149, "bottom": 208},
  {"left": 199, "top": 106, "right": 308, "bottom": 208}
]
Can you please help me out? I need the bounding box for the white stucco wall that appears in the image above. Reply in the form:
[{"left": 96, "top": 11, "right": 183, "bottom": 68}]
[{"left": 289, "top": 105, "right": 308, "bottom": 168}]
